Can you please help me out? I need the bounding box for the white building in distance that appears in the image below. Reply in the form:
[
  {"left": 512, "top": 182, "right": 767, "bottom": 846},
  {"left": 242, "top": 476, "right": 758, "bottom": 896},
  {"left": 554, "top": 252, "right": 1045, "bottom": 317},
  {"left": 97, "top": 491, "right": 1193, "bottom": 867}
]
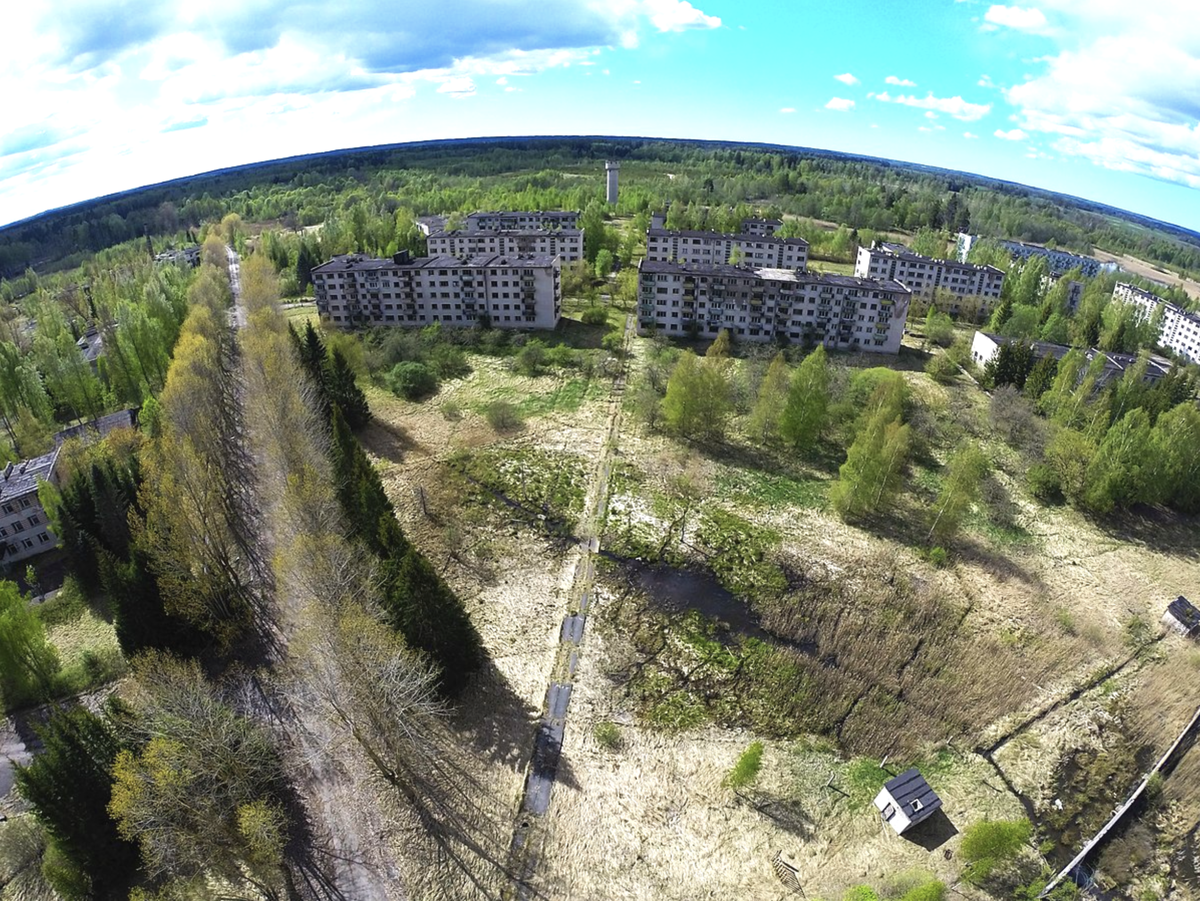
[
  {"left": 856, "top": 242, "right": 1004, "bottom": 318},
  {"left": 465, "top": 210, "right": 579, "bottom": 230},
  {"left": 1113, "top": 281, "right": 1200, "bottom": 364},
  {"left": 313, "top": 251, "right": 561, "bottom": 331},
  {"left": 425, "top": 228, "right": 583, "bottom": 264},
  {"left": 1, "top": 450, "right": 60, "bottom": 567},
  {"left": 956, "top": 233, "right": 1118, "bottom": 278},
  {"left": 646, "top": 214, "right": 809, "bottom": 271},
  {"left": 637, "top": 259, "right": 910, "bottom": 353},
  {"left": 970, "top": 330, "right": 1174, "bottom": 387}
]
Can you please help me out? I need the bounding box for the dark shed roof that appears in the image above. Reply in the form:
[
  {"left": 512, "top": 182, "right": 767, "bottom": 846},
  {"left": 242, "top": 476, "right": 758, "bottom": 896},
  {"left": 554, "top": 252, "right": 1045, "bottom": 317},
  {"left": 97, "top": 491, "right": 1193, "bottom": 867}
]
[
  {"left": 1167, "top": 597, "right": 1200, "bottom": 632},
  {"left": 884, "top": 768, "right": 942, "bottom": 813}
]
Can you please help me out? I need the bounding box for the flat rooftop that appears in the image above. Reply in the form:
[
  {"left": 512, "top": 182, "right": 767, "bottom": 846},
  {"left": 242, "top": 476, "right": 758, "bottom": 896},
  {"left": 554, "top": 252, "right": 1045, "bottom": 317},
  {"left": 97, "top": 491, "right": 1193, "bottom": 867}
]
[
  {"left": 314, "top": 253, "right": 559, "bottom": 274},
  {"left": 648, "top": 227, "right": 809, "bottom": 247},
  {"left": 639, "top": 259, "right": 909, "bottom": 293}
]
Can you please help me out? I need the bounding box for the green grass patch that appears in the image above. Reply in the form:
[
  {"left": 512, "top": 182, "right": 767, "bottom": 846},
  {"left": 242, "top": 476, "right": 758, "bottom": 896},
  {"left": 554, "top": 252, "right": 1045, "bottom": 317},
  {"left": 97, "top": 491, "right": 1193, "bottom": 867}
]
[
  {"left": 447, "top": 445, "right": 587, "bottom": 527},
  {"left": 694, "top": 508, "right": 787, "bottom": 600},
  {"left": 516, "top": 376, "right": 604, "bottom": 417},
  {"left": 714, "top": 465, "right": 828, "bottom": 509},
  {"left": 46, "top": 610, "right": 126, "bottom": 698},
  {"left": 724, "top": 741, "right": 765, "bottom": 790}
]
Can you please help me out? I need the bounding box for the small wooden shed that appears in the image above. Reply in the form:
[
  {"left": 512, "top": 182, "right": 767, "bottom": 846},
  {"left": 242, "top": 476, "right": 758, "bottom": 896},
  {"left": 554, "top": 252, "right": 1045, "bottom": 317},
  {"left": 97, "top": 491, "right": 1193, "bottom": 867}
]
[
  {"left": 874, "top": 768, "right": 942, "bottom": 835},
  {"left": 1163, "top": 596, "right": 1200, "bottom": 638}
]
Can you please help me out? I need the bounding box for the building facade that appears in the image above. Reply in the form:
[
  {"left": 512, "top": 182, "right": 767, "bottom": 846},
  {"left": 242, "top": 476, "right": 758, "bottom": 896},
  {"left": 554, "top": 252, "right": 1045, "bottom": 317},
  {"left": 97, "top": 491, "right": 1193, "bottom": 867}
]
[
  {"left": 637, "top": 259, "right": 911, "bottom": 353},
  {"left": 856, "top": 242, "right": 1004, "bottom": 317},
  {"left": 645, "top": 227, "right": 809, "bottom": 271},
  {"left": 313, "top": 251, "right": 561, "bottom": 331},
  {"left": 465, "top": 210, "right": 579, "bottom": 230},
  {"left": 741, "top": 218, "right": 782, "bottom": 237},
  {"left": 425, "top": 228, "right": 583, "bottom": 263},
  {"left": 1114, "top": 282, "right": 1200, "bottom": 364},
  {"left": 0, "top": 450, "right": 60, "bottom": 568}
]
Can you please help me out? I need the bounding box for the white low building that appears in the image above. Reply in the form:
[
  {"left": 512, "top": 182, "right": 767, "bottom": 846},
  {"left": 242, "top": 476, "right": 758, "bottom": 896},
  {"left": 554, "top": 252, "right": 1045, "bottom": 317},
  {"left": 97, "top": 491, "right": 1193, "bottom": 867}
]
[
  {"left": 313, "top": 251, "right": 561, "bottom": 331},
  {"left": 874, "top": 768, "right": 942, "bottom": 835}
]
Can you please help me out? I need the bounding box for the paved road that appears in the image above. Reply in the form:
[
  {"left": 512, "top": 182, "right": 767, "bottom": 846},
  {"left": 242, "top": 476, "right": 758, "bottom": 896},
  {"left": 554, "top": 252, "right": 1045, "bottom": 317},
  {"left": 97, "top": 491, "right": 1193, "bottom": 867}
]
[{"left": 226, "top": 246, "right": 245, "bottom": 329}]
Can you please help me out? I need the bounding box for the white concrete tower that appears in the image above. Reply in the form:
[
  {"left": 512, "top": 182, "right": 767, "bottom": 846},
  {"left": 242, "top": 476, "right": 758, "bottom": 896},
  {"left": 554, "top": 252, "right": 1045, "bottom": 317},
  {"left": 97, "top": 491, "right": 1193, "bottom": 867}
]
[{"left": 605, "top": 160, "right": 620, "bottom": 204}]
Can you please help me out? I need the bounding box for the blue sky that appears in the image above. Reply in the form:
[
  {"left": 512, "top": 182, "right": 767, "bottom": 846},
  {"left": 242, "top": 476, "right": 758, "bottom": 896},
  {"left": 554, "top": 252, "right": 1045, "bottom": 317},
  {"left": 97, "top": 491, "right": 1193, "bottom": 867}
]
[{"left": 3, "top": 0, "right": 1199, "bottom": 232}]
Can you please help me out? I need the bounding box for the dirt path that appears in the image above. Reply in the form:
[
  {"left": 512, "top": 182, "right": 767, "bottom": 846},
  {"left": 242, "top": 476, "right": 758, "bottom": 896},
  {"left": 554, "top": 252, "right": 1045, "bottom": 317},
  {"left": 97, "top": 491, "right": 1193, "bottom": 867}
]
[{"left": 503, "top": 313, "right": 634, "bottom": 899}]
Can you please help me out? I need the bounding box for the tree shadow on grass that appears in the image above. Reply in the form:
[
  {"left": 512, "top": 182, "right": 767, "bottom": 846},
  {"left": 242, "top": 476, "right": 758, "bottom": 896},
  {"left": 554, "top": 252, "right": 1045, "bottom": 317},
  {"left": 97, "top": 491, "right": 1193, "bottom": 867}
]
[
  {"left": 357, "top": 418, "right": 421, "bottom": 463},
  {"left": 1092, "top": 504, "right": 1200, "bottom": 562},
  {"left": 451, "top": 660, "right": 540, "bottom": 771}
]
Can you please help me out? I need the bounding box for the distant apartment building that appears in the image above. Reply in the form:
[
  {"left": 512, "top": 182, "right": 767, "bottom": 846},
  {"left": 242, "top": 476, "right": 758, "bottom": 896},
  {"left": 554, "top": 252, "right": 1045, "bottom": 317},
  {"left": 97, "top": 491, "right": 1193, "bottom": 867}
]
[
  {"left": 154, "top": 245, "right": 201, "bottom": 267},
  {"left": 425, "top": 227, "right": 583, "bottom": 263},
  {"left": 646, "top": 214, "right": 809, "bottom": 271},
  {"left": 1042, "top": 274, "right": 1085, "bottom": 313},
  {"left": 741, "top": 218, "right": 782, "bottom": 237},
  {"left": 970, "top": 331, "right": 1174, "bottom": 387},
  {"left": 855, "top": 242, "right": 1004, "bottom": 318},
  {"left": 1114, "top": 282, "right": 1200, "bottom": 363},
  {"left": 465, "top": 210, "right": 579, "bottom": 231},
  {"left": 956, "top": 233, "right": 1117, "bottom": 278},
  {"left": 0, "top": 450, "right": 60, "bottom": 568},
  {"left": 312, "top": 251, "right": 561, "bottom": 330},
  {"left": 637, "top": 259, "right": 911, "bottom": 354}
]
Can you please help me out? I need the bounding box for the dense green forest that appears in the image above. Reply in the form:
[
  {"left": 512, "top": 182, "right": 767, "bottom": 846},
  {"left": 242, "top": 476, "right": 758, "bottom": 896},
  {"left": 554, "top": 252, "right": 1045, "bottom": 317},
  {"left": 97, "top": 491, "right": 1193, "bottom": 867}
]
[{"left": 3, "top": 138, "right": 1200, "bottom": 284}]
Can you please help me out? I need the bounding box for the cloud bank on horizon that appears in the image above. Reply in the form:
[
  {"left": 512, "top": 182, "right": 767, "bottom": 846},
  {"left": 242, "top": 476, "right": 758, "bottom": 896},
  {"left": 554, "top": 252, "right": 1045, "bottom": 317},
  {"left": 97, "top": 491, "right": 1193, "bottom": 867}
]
[{"left": 2, "top": 0, "right": 1199, "bottom": 230}]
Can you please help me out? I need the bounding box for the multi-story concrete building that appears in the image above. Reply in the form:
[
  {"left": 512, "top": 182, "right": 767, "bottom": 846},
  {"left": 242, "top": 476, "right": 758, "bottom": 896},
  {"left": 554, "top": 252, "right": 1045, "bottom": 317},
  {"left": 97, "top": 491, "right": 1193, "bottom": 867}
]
[
  {"left": 646, "top": 223, "right": 809, "bottom": 271},
  {"left": 856, "top": 242, "right": 1004, "bottom": 317},
  {"left": 637, "top": 259, "right": 911, "bottom": 353},
  {"left": 425, "top": 228, "right": 584, "bottom": 263},
  {"left": 0, "top": 450, "right": 60, "bottom": 568},
  {"left": 465, "top": 210, "right": 579, "bottom": 231},
  {"left": 312, "top": 251, "right": 561, "bottom": 330},
  {"left": 956, "top": 233, "right": 1118, "bottom": 278},
  {"left": 1114, "top": 282, "right": 1200, "bottom": 363}
]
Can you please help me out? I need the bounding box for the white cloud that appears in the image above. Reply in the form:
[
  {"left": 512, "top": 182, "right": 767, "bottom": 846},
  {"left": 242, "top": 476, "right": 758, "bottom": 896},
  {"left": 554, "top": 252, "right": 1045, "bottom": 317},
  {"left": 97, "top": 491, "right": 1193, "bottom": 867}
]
[
  {"left": 642, "top": 0, "right": 721, "bottom": 31},
  {"left": 995, "top": 128, "right": 1028, "bottom": 140},
  {"left": 876, "top": 91, "right": 992, "bottom": 121},
  {"left": 978, "top": 74, "right": 995, "bottom": 89},
  {"left": 825, "top": 97, "right": 855, "bottom": 111},
  {"left": 964, "top": 131, "right": 980, "bottom": 139},
  {"left": 834, "top": 72, "right": 859, "bottom": 85},
  {"left": 983, "top": 4, "right": 1047, "bottom": 30},
  {"left": 779, "top": 107, "right": 795, "bottom": 114},
  {"left": 1000, "top": 6, "right": 1200, "bottom": 190},
  {"left": 924, "top": 111, "right": 938, "bottom": 119},
  {"left": 885, "top": 75, "right": 916, "bottom": 87},
  {"left": 436, "top": 76, "right": 476, "bottom": 97},
  {"left": 0, "top": 0, "right": 726, "bottom": 224}
]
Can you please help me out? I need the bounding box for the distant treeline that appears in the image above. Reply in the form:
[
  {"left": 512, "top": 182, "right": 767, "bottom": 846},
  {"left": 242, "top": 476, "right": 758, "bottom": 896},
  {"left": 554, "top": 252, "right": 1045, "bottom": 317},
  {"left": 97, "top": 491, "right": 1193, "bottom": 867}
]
[{"left": 3, "top": 137, "right": 1200, "bottom": 281}]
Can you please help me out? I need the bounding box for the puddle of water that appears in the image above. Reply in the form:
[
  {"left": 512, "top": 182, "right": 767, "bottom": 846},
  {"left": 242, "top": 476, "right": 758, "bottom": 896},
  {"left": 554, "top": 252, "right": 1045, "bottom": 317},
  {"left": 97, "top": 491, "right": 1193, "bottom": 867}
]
[{"left": 633, "top": 563, "right": 768, "bottom": 639}]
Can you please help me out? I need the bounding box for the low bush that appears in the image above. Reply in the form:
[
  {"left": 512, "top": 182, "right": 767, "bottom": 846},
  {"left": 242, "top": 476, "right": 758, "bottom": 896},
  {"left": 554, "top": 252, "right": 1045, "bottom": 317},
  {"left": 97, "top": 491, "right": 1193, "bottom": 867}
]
[
  {"left": 386, "top": 361, "right": 438, "bottom": 400},
  {"left": 485, "top": 401, "right": 524, "bottom": 432},
  {"left": 594, "top": 721, "right": 622, "bottom": 750},
  {"left": 960, "top": 818, "right": 1031, "bottom": 884},
  {"left": 1027, "top": 464, "right": 1063, "bottom": 504},
  {"left": 581, "top": 306, "right": 609, "bottom": 325}
]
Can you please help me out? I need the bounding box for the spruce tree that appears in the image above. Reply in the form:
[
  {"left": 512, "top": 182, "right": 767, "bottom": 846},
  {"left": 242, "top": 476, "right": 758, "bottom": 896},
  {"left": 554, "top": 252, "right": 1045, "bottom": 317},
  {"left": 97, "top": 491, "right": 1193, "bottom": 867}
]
[
  {"left": 329, "top": 405, "right": 393, "bottom": 552},
  {"left": 326, "top": 348, "right": 371, "bottom": 429},
  {"left": 15, "top": 707, "right": 140, "bottom": 898}
]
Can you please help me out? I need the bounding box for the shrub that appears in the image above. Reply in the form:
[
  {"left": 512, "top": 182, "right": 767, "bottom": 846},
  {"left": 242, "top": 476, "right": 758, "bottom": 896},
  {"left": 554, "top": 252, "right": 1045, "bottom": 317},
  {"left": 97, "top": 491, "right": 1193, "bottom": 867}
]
[
  {"left": 428, "top": 343, "right": 470, "bottom": 379},
  {"left": 844, "top": 887, "right": 880, "bottom": 901},
  {"left": 35, "top": 578, "right": 88, "bottom": 627},
  {"left": 926, "top": 353, "right": 959, "bottom": 384},
  {"left": 900, "top": 881, "right": 945, "bottom": 901},
  {"left": 960, "top": 818, "right": 1031, "bottom": 884},
  {"left": 581, "top": 306, "right": 610, "bottom": 325},
  {"left": 602, "top": 331, "right": 625, "bottom": 357},
  {"left": 594, "top": 721, "right": 621, "bottom": 750},
  {"left": 485, "top": 401, "right": 524, "bottom": 432},
  {"left": 1027, "top": 463, "right": 1063, "bottom": 504},
  {"left": 441, "top": 400, "right": 463, "bottom": 421},
  {"left": 515, "top": 339, "right": 548, "bottom": 375},
  {"left": 724, "top": 740, "right": 764, "bottom": 790},
  {"left": 926, "top": 546, "right": 949, "bottom": 568},
  {"left": 386, "top": 362, "right": 438, "bottom": 400}
]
